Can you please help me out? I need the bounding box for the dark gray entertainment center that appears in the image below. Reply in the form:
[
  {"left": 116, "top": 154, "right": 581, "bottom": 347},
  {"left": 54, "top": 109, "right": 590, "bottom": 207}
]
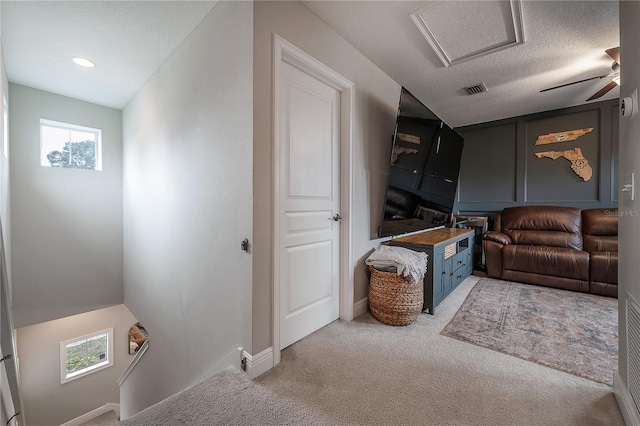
[{"left": 389, "top": 228, "right": 474, "bottom": 314}]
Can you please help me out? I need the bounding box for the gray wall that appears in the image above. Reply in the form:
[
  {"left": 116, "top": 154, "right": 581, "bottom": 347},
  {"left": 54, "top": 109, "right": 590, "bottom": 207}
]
[
  {"left": 121, "top": 1, "right": 253, "bottom": 414},
  {"left": 455, "top": 99, "right": 618, "bottom": 218},
  {"left": 9, "top": 84, "right": 123, "bottom": 328},
  {"left": 0, "top": 11, "right": 6, "bottom": 421},
  {"left": 0, "top": 27, "right": 16, "bottom": 426},
  {"left": 618, "top": 0, "right": 639, "bottom": 411},
  {"left": 1, "top": 40, "right": 10, "bottom": 294},
  {"left": 252, "top": 1, "right": 400, "bottom": 354},
  {"left": 16, "top": 304, "right": 137, "bottom": 426}
]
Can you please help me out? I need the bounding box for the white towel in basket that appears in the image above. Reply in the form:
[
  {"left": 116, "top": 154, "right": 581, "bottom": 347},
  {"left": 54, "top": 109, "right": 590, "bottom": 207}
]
[{"left": 365, "top": 245, "right": 428, "bottom": 284}]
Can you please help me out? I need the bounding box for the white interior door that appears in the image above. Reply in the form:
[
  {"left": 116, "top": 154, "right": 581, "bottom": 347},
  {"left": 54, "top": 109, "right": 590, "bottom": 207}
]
[{"left": 278, "top": 61, "right": 341, "bottom": 349}]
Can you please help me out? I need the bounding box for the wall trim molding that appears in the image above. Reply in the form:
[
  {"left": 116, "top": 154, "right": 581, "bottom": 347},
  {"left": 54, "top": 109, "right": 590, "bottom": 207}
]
[
  {"left": 60, "top": 403, "right": 120, "bottom": 426},
  {"left": 353, "top": 297, "right": 368, "bottom": 319},
  {"left": 614, "top": 373, "right": 640, "bottom": 425},
  {"left": 455, "top": 98, "right": 618, "bottom": 215},
  {"left": 272, "top": 33, "right": 355, "bottom": 366},
  {"left": 243, "top": 347, "right": 274, "bottom": 379},
  {"left": 253, "top": 300, "right": 365, "bottom": 380}
]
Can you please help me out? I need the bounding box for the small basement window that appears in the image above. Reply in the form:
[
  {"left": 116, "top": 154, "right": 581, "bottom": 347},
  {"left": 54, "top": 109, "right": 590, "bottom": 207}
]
[
  {"left": 40, "top": 119, "right": 102, "bottom": 170},
  {"left": 60, "top": 328, "right": 113, "bottom": 384}
]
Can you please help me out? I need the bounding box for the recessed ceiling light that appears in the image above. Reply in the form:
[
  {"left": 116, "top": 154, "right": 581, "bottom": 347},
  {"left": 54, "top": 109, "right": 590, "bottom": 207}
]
[{"left": 72, "top": 57, "right": 96, "bottom": 68}]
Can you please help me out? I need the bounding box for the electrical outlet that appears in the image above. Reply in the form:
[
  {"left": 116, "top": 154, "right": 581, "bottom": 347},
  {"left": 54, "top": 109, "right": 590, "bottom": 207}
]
[{"left": 237, "top": 346, "right": 247, "bottom": 372}]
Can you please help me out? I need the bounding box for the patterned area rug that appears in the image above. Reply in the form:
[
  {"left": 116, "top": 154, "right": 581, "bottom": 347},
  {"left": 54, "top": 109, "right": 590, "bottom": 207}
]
[{"left": 441, "top": 278, "right": 618, "bottom": 385}]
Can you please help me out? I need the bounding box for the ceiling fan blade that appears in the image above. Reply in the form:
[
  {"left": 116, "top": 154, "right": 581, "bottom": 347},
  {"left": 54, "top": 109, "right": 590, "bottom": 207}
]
[
  {"left": 540, "top": 74, "right": 608, "bottom": 93},
  {"left": 606, "top": 47, "right": 620, "bottom": 64},
  {"left": 586, "top": 80, "right": 618, "bottom": 101}
]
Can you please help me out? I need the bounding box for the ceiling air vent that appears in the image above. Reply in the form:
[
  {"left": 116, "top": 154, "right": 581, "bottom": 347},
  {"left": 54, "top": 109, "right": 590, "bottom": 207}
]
[{"left": 464, "top": 83, "right": 488, "bottom": 95}]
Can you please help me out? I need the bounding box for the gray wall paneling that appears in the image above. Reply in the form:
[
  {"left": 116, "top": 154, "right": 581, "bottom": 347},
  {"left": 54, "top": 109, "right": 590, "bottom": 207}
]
[{"left": 454, "top": 99, "right": 618, "bottom": 220}]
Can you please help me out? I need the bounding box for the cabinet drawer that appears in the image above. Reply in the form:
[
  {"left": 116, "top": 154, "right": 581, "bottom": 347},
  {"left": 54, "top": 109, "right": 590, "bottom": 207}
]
[
  {"left": 450, "top": 250, "right": 467, "bottom": 271},
  {"left": 451, "top": 264, "right": 466, "bottom": 284}
]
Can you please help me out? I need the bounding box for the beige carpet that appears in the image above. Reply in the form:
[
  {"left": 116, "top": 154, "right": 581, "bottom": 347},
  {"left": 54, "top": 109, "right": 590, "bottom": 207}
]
[
  {"left": 80, "top": 410, "right": 118, "bottom": 426},
  {"left": 119, "top": 275, "right": 623, "bottom": 425},
  {"left": 257, "top": 276, "right": 623, "bottom": 426},
  {"left": 441, "top": 278, "right": 617, "bottom": 385},
  {"left": 118, "top": 367, "right": 328, "bottom": 425}
]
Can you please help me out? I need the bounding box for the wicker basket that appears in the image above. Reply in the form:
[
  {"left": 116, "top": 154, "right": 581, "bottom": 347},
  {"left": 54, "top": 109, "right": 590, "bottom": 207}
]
[{"left": 368, "top": 266, "right": 423, "bottom": 326}]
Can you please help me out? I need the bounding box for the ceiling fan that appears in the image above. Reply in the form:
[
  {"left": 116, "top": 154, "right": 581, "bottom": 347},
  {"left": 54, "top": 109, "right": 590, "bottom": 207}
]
[{"left": 540, "top": 47, "right": 620, "bottom": 102}]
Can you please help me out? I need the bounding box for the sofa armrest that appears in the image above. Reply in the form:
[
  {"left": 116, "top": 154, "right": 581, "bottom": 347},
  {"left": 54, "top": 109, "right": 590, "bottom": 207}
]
[
  {"left": 483, "top": 231, "right": 511, "bottom": 245},
  {"left": 483, "top": 237, "right": 504, "bottom": 279}
]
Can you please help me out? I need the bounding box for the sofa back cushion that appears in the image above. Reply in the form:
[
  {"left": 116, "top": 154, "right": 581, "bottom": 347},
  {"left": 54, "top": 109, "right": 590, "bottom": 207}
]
[
  {"left": 384, "top": 186, "right": 419, "bottom": 220},
  {"left": 582, "top": 208, "right": 618, "bottom": 253},
  {"left": 500, "top": 206, "right": 583, "bottom": 250}
]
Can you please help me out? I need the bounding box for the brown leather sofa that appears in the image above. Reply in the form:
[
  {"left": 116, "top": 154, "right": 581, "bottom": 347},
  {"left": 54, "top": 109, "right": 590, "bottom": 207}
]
[{"left": 483, "top": 206, "right": 617, "bottom": 297}]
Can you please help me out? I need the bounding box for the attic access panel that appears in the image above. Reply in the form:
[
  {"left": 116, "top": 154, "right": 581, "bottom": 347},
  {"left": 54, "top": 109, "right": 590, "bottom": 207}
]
[{"left": 410, "top": 0, "right": 525, "bottom": 67}]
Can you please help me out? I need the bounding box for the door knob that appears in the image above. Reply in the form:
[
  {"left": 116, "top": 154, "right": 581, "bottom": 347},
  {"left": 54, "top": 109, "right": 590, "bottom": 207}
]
[{"left": 330, "top": 214, "right": 342, "bottom": 222}]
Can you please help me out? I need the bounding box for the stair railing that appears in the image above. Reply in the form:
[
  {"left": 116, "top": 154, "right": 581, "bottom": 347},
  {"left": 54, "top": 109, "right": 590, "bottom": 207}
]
[{"left": 117, "top": 339, "right": 149, "bottom": 386}]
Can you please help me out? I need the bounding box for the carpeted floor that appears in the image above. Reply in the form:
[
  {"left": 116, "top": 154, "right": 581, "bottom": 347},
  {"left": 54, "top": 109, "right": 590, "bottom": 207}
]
[
  {"left": 118, "top": 367, "right": 329, "bottom": 426},
  {"left": 120, "top": 276, "right": 623, "bottom": 426},
  {"left": 257, "top": 276, "right": 623, "bottom": 425},
  {"left": 79, "top": 410, "right": 119, "bottom": 426},
  {"left": 440, "top": 278, "right": 617, "bottom": 385}
]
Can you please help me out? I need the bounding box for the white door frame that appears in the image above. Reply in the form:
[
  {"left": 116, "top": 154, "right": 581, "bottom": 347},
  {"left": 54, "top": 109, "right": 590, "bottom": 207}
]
[{"left": 273, "top": 34, "right": 354, "bottom": 365}]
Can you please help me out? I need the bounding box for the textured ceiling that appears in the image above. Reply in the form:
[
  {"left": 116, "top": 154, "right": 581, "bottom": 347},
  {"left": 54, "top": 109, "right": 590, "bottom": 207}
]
[
  {"left": 303, "top": 0, "right": 619, "bottom": 127},
  {"left": 1, "top": 1, "right": 218, "bottom": 109},
  {"left": 410, "top": 1, "right": 524, "bottom": 67},
  {"left": 1, "top": 1, "right": 619, "bottom": 125}
]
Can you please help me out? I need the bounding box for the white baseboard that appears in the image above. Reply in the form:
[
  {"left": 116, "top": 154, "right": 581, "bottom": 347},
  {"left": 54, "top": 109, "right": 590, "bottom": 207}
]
[
  {"left": 242, "top": 347, "right": 273, "bottom": 379},
  {"left": 353, "top": 297, "right": 368, "bottom": 319},
  {"left": 244, "top": 299, "right": 368, "bottom": 381},
  {"left": 210, "top": 347, "right": 245, "bottom": 376},
  {"left": 614, "top": 372, "right": 640, "bottom": 425},
  {"left": 247, "top": 298, "right": 367, "bottom": 380},
  {"left": 60, "top": 403, "right": 120, "bottom": 426}
]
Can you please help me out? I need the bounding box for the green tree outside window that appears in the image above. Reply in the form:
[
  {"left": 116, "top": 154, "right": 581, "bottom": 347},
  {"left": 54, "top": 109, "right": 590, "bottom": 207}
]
[
  {"left": 46, "top": 140, "right": 96, "bottom": 170},
  {"left": 65, "top": 334, "right": 107, "bottom": 374}
]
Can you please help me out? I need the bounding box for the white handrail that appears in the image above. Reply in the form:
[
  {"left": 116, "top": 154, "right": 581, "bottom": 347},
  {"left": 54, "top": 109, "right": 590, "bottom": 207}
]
[{"left": 117, "top": 340, "right": 149, "bottom": 386}]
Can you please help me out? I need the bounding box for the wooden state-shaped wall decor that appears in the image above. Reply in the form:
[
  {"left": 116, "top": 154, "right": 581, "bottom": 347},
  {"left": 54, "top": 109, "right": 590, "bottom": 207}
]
[
  {"left": 534, "top": 127, "right": 594, "bottom": 181},
  {"left": 535, "top": 148, "right": 592, "bottom": 181},
  {"left": 397, "top": 132, "right": 421, "bottom": 144},
  {"left": 535, "top": 128, "right": 593, "bottom": 145}
]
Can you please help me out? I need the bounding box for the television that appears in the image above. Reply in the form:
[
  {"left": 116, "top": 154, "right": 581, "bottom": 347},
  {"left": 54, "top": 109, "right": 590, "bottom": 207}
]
[{"left": 378, "top": 87, "right": 464, "bottom": 238}]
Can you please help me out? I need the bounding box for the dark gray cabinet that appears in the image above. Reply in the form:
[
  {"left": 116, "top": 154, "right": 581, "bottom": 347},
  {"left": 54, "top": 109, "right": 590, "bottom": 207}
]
[{"left": 389, "top": 228, "right": 474, "bottom": 314}]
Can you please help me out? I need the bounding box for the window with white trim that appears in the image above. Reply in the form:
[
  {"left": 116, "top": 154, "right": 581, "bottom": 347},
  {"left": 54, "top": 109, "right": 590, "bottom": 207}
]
[
  {"left": 60, "top": 328, "right": 113, "bottom": 384},
  {"left": 40, "top": 119, "right": 102, "bottom": 170}
]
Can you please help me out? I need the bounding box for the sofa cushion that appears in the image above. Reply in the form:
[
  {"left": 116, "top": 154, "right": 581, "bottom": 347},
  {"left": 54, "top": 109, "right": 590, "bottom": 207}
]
[
  {"left": 384, "top": 186, "right": 419, "bottom": 220},
  {"left": 500, "top": 206, "right": 583, "bottom": 250},
  {"left": 501, "top": 270, "right": 589, "bottom": 293},
  {"left": 483, "top": 231, "right": 511, "bottom": 245},
  {"left": 502, "top": 245, "right": 589, "bottom": 280},
  {"left": 590, "top": 281, "right": 618, "bottom": 298},
  {"left": 582, "top": 208, "right": 618, "bottom": 235},
  {"left": 590, "top": 251, "right": 618, "bottom": 285},
  {"left": 582, "top": 208, "right": 618, "bottom": 253},
  {"left": 583, "top": 235, "right": 618, "bottom": 253}
]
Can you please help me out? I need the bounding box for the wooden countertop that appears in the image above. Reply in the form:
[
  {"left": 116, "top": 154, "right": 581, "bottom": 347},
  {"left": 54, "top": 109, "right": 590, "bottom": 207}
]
[{"left": 389, "top": 228, "right": 474, "bottom": 248}]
